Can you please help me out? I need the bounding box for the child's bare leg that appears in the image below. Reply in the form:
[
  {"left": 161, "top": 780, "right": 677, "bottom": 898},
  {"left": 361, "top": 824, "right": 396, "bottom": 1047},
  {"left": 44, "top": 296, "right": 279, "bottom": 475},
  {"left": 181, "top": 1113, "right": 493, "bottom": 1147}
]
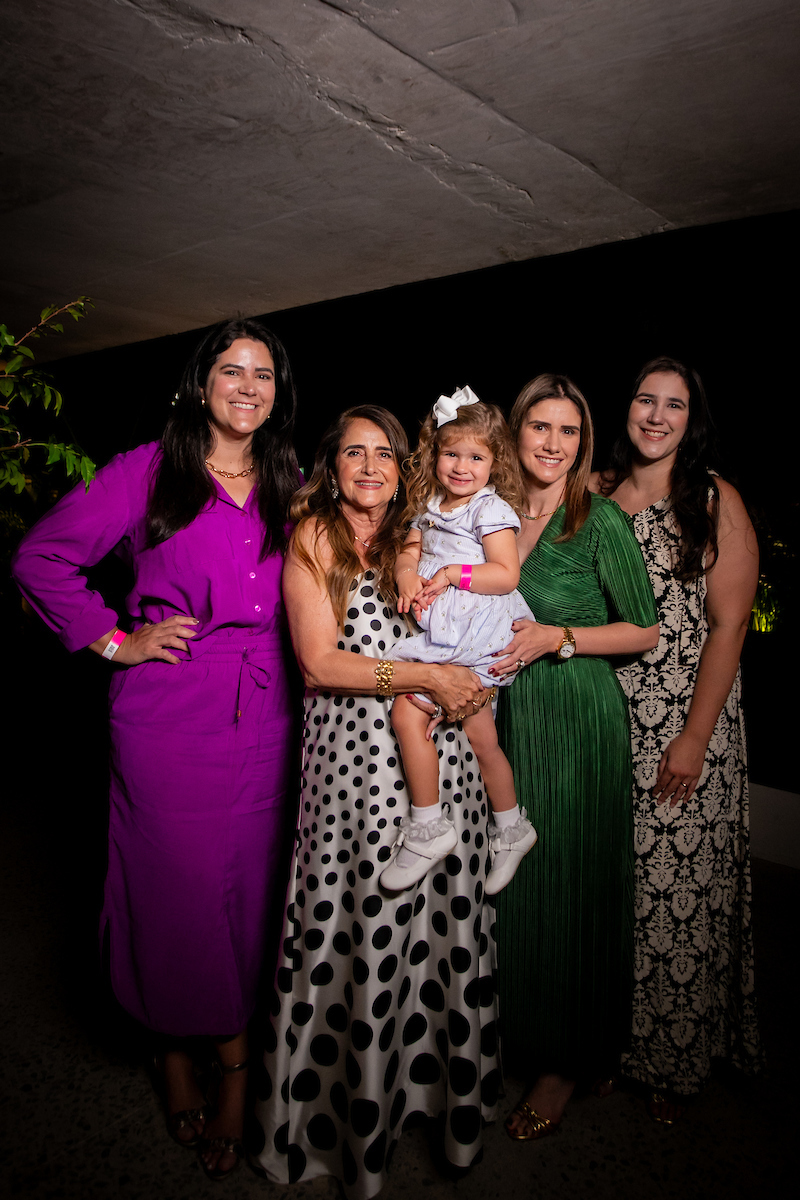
[
  {"left": 463, "top": 705, "right": 537, "bottom": 895},
  {"left": 462, "top": 703, "right": 517, "bottom": 812},
  {"left": 381, "top": 694, "right": 458, "bottom": 890},
  {"left": 391, "top": 695, "right": 441, "bottom": 808}
]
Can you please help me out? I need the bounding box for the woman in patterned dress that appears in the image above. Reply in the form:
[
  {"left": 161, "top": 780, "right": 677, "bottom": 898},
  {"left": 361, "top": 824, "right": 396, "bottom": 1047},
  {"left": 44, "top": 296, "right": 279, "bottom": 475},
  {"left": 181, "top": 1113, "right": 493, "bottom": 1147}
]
[
  {"left": 597, "top": 356, "right": 762, "bottom": 1121},
  {"left": 252, "top": 406, "right": 501, "bottom": 1200}
]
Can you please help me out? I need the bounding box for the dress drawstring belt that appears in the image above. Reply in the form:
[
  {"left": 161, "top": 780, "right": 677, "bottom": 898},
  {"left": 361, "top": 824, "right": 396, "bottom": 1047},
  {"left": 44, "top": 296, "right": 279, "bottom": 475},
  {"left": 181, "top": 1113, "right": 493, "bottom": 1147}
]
[{"left": 234, "top": 647, "right": 272, "bottom": 722}]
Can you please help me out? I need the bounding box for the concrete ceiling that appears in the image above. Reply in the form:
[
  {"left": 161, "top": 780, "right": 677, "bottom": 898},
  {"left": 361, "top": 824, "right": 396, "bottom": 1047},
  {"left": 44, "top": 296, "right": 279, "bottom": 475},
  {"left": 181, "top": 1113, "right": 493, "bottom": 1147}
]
[{"left": 2, "top": 0, "right": 798, "bottom": 357}]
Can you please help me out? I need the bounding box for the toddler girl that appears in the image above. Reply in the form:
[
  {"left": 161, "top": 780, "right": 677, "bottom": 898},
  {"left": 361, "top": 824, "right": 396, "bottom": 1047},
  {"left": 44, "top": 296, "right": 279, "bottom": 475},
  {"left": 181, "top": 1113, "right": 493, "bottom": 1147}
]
[{"left": 380, "top": 387, "right": 537, "bottom": 894}]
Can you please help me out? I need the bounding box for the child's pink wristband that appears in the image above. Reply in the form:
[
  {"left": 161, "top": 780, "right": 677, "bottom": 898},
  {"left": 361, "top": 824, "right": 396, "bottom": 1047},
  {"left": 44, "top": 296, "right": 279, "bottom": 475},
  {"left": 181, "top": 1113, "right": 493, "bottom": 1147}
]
[
  {"left": 458, "top": 564, "right": 472, "bottom": 591},
  {"left": 102, "top": 629, "right": 127, "bottom": 660}
]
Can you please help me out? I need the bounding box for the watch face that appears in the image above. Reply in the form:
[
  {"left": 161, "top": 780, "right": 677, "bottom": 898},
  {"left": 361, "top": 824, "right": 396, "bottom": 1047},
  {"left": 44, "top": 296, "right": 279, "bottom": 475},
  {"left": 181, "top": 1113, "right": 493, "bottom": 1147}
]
[{"left": 558, "top": 641, "right": 576, "bottom": 659}]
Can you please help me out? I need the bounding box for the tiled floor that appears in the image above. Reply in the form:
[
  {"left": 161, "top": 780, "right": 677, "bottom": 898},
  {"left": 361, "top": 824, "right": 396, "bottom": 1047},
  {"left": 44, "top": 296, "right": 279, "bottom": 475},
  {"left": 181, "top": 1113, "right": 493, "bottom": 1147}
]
[{"left": 3, "top": 772, "right": 794, "bottom": 1200}]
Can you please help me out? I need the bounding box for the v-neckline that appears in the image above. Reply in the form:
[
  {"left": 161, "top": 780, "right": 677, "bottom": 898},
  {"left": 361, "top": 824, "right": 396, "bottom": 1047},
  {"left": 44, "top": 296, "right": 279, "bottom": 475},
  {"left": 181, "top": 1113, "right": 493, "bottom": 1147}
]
[
  {"left": 519, "top": 504, "right": 564, "bottom": 570},
  {"left": 210, "top": 475, "right": 255, "bottom": 511}
]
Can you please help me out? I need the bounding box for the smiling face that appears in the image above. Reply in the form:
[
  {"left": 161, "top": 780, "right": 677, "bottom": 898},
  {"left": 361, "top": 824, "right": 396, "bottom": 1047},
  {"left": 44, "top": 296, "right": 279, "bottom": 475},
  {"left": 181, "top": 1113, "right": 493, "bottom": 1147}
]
[
  {"left": 627, "top": 371, "right": 690, "bottom": 465},
  {"left": 435, "top": 434, "right": 494, "bottom": 508},
  {"left": 334, "top": 418, "right": 400, "bottom": 516},
  {"left": 517, "top": 397, "right": 582, "bottom": 491},
  {"left": 202, "top": 337, "right": 276, "bottom": 443}
]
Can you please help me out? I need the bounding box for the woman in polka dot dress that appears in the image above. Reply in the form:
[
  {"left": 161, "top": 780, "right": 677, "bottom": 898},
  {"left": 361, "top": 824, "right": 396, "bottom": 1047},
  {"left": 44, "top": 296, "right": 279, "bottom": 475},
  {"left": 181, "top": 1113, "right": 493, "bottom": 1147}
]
[
  {"left": 252, "top": 406, "right": 501, "bottom": 1200},
  {"left": 382, "top": 389, "right": 537, "bottom": 895}
]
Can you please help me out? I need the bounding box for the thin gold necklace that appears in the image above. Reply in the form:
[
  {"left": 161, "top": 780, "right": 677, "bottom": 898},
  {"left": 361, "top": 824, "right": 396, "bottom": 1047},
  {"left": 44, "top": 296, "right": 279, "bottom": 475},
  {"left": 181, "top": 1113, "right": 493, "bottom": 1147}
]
[
  {"left": 205, "top": 460, "right": 255, "bottom": 479},
  {"left": 522, "top": 507, "right": 558, "bottom": 521}
]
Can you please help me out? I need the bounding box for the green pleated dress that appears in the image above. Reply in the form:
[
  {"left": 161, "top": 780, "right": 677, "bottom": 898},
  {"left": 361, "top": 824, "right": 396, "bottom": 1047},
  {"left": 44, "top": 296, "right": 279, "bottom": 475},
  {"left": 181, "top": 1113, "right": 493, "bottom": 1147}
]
[{"left": 495, "top": 493, "right": 658, "bottom": 1079}]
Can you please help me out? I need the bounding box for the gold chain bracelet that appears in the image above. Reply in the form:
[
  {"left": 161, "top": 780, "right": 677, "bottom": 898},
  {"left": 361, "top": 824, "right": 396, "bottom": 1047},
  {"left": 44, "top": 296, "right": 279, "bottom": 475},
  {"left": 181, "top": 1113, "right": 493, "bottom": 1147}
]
[{"left": 375, "top": 660, "right": 395, "bottom": 696}]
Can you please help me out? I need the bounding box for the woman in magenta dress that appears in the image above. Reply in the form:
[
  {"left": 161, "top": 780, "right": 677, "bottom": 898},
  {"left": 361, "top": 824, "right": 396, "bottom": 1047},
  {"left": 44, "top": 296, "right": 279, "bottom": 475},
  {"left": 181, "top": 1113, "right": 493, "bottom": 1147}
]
[{"left": 12, "top": 318, "right": 300, "bottom": 1180}]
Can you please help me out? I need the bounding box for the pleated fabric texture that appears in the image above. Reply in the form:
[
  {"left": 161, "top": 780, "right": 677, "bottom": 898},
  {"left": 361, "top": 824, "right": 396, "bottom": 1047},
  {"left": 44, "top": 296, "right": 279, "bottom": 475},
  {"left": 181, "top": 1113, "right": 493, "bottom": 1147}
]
[{"left": 495, "top": 494, "right": 658, "bottom": 1079}]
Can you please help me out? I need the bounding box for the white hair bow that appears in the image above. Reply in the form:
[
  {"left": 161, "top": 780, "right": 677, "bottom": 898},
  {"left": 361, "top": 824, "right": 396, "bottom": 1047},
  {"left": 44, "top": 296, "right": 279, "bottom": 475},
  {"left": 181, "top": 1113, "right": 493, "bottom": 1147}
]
[{"left": 433, "top": 384, "right": 481, "bottom": 428}]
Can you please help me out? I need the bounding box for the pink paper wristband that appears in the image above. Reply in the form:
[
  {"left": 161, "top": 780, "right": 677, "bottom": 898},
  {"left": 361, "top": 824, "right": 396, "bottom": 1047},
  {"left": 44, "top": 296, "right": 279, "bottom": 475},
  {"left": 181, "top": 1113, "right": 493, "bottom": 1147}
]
[
  {"left": 458, "top": 564, "right": 472, "bottom": 591},
  {"left": 101, "top": 629, "right": 127, "bottom": 661}
]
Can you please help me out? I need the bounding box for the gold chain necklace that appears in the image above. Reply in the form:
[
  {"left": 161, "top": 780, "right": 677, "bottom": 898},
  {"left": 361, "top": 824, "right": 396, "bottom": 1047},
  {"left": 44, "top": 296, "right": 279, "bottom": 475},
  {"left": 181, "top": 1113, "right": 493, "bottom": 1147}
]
[
  {"left": 205, "top": 460, "right": 255, "bottom": 479},
  {"left": 521, "top": 507, "right": 558, "bottom": 521}
]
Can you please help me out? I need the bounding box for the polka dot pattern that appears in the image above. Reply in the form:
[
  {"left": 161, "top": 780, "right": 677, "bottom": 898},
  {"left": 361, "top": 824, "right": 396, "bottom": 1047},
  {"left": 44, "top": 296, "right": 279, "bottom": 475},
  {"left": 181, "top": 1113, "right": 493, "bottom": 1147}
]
[{"left": 253, "top": 575, "right": 499, "bottom": 1200}]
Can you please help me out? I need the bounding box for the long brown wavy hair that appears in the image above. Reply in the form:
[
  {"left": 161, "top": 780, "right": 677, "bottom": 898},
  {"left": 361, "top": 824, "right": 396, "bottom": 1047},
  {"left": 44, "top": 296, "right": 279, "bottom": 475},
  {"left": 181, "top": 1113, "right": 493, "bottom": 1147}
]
[
  {"left": 290, "top": 406, "right": 409, "bottom": 628},
  {"left": 403, "top": 400, "right": 525, "bottom": 523},
  {"left": 598, "top": 356, "right": 720, "bottom": 579},
  {"left": 508, "top": 373, "right": 594, "bottom": 543}
]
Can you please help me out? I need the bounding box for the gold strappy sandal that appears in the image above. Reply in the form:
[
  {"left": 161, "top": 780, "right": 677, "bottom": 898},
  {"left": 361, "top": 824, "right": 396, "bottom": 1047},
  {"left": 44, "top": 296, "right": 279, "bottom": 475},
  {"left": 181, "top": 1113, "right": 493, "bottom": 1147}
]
[{"left": 505, "top": 1100, "right": 561, "bottom": 1141}]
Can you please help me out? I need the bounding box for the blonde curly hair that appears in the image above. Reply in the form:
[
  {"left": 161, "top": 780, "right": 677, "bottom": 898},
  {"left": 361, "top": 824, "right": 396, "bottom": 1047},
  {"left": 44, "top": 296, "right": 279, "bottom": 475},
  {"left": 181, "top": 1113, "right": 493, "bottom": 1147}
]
[{"left": 403, "top": 400, "right": 525, "bottom": 522}]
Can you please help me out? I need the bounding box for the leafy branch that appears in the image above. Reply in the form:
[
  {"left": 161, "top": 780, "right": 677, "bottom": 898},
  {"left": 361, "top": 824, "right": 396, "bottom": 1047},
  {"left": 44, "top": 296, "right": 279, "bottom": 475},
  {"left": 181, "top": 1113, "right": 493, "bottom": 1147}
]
[{"left": 0, "top": 298, "right": 96, "bottom": 493}]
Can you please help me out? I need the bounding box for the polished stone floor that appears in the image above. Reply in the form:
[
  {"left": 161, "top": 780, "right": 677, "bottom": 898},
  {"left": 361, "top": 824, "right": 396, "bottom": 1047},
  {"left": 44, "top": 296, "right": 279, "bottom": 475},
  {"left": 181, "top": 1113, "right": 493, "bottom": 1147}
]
[{"left": 2, "top": 789, "right": 795, "bottom": 1200}]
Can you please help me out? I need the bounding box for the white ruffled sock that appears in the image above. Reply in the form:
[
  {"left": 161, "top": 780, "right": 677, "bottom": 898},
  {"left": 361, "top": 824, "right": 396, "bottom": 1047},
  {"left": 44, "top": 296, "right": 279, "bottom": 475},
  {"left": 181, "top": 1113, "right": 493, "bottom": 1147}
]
[
  {"left": 395, "top": 803, "right": 443, "bottom": 868},
  {"left": 490, "top": 804, "right": 521, "bottom": 870}
]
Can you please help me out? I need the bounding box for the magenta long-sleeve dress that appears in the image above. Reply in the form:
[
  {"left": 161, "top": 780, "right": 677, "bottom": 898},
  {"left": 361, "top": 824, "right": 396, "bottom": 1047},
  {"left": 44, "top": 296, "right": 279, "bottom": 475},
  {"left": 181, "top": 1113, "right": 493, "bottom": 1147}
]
[{"left": 12, "top": 443, "right": 296, "bottom": 1036}]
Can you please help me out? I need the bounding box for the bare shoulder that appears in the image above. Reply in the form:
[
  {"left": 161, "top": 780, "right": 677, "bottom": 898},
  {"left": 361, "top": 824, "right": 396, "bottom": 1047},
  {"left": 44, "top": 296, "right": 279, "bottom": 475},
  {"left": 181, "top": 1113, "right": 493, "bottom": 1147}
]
[
  {"left": 708, "top": 478, "right": 758, "bottom": 582},
  {"left": 714, "top": 478, "right": 754, "bottom": 536},
  {"left": 290, "top": 517, "right": 334, "bottom": 568}
]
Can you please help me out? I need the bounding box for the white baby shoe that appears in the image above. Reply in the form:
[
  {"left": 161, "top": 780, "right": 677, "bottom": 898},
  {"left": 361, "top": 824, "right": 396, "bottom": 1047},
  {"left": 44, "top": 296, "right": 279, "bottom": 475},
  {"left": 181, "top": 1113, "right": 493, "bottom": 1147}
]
[
  {"left": 484, "top": 809, "right": 537, "bottom": 896},
  {"left": 380, "top": 813, "right": 458, "bottom": 891}
]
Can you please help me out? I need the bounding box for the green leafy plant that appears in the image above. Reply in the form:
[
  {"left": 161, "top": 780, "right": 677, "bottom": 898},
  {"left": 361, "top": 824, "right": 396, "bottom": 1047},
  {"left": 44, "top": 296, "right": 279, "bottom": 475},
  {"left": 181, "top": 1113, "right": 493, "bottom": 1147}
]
[{"left": 0, "top": 298, "right": 96, "bottom": 493}]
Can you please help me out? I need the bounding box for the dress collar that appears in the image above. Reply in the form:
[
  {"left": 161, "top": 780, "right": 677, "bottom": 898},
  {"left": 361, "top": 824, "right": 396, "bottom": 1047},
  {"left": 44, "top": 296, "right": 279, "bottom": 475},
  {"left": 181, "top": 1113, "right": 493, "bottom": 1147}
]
[{"left": 429, "top": 484, "right": 496, "bottom": 519}]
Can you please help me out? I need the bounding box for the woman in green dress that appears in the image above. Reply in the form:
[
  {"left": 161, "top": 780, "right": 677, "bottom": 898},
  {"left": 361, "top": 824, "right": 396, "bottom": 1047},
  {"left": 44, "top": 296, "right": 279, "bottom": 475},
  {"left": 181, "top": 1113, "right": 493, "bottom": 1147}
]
[{"left": 489, "top": 374, "right": 659, "bottom": 1139}]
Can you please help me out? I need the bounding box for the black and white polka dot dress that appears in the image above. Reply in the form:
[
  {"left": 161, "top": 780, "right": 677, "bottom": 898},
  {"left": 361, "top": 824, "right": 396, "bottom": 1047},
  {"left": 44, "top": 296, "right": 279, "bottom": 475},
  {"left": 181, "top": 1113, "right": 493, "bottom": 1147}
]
[{"left": 252, "top": 574, "right": 501, "bottom": 1200}]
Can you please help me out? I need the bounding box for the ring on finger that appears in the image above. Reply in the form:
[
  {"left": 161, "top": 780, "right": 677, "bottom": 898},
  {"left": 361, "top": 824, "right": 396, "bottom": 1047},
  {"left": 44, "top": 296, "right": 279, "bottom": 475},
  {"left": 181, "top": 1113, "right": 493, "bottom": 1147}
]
[
  {"left": 432, "top": 704, "right": 443, "bottom": 720},
  {"left": 515, "top": 658, "right": 525, "bottom": 669}
]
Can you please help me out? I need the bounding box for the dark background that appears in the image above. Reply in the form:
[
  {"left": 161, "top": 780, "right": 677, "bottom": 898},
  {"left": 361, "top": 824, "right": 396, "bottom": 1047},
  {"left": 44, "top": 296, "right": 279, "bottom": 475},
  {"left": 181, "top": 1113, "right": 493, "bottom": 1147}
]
[
  {"left": 5, "top": 207, "right": 797, "bottom": 813},
  {"left": 39, "top": 208, "right": 796, "bottom": 496},
  {"left": 2, "top": 207, "right": 795, "bottom": 1064}
]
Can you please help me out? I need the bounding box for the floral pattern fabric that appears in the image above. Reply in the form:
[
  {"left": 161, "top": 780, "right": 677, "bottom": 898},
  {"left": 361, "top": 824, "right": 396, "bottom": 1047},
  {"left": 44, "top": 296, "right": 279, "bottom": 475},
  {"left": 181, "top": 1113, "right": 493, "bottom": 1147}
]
[{"left": 615, "top": 496, "right": 762, "bottom": 1094}]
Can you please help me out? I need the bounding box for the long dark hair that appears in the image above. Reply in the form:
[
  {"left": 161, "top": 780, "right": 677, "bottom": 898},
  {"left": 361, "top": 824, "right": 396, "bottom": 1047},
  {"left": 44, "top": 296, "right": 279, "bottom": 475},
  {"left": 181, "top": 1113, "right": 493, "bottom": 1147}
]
[
  {"left": 290, "top": 406, "right": 409, "bottom": 627},
  {"left": 599, "top": 355, "right": 720, "bottom": 579},
  {"left": 146, "top": 318, "right": 299, "bottom": 557},
  {"left": 508, "top": 373, "right": 594, "bottom": 542}
]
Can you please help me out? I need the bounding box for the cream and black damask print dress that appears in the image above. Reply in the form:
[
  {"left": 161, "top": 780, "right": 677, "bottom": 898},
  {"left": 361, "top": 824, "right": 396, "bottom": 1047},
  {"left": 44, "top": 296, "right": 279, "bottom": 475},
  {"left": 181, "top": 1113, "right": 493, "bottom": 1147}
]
[{"left": 615, "top": 496, "right": 762, "bottom": 1095}]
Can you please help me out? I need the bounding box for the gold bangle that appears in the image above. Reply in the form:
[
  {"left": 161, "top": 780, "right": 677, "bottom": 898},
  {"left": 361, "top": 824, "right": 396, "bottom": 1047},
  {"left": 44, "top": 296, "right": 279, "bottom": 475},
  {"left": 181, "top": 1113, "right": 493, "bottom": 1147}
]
[{"left": 375, "top": 659, "right": 395, "bottom": 695}]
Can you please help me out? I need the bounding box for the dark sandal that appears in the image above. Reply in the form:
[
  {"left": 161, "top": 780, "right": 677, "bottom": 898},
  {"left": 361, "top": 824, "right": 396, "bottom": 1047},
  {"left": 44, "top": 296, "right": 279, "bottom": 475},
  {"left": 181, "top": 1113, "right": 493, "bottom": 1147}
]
[
  {"left": 199, "top": 1135, "right": 244, "bottom": 1181},
  {"left": 647, "top": 1090, "right": 686, "bottom": 1125},
  {"left": 153, "top": 1054, "right": 209, "bottom": 1149},
  {"left": 505, "top": 1100, "right": 561, "bottom": 1141},
  {"left": 167, "top": 1105, "right": 209, "bottom": 1149},
  {"left": 199, "top": 1058, "right": 249, "bottom": 1181}
]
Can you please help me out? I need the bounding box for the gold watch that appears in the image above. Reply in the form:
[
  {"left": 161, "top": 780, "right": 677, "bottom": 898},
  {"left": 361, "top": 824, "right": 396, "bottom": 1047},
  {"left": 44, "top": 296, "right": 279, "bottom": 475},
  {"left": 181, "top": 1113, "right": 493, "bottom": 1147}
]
[{"left": 556, "top": 626, "right": 576, "bottom": 660}]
